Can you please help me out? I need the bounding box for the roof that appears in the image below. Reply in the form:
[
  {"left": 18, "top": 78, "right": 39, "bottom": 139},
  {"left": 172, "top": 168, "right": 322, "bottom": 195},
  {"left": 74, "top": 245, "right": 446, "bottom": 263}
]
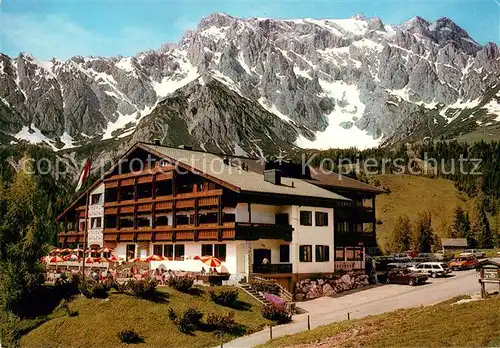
[
  {"left": 140, "top": 143, "right": 350, "bottom": 201},
  {"left": 441, "top": 238, "right": 468, "bottom": 247},
  {"left": 476, "top": 259, "right": 500, "bottom": 268},
  {"left": 305, "top": 171, "right": 386, "bottom": 194}
]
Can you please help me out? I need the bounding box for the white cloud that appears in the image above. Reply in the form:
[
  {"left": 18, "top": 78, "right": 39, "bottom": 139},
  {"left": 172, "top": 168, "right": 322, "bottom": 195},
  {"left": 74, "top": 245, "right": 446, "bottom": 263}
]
[{"left": 1, "top": 12, "right": 166, "bottom": 60}]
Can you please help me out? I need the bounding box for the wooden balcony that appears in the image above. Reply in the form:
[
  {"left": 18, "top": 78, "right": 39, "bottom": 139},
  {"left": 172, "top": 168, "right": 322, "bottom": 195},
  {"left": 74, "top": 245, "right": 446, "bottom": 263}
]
[
  {"left": 235, "top": 222, "right": 293, "bottom": 242},
  {"left": 58, "top": 231, "right": 84, "bottom": 244},
  {"left": 102, "top": 222, "right": 236, "bottom": 242},
  {"left": 335, "top": 232, "right": 377, "bottom": 247}
]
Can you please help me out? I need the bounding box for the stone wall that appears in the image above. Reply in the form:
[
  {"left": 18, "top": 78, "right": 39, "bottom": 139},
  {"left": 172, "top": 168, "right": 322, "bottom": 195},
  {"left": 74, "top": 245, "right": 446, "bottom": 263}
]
[{"left": 294, "top": 271, "right": 370, "bottom": 301}]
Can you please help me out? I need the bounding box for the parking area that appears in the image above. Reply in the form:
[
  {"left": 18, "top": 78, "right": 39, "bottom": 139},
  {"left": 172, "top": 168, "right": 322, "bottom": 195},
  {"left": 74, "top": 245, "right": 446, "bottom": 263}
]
[{"left": 226, "top": 268, "right": 497, "bottom": 347}]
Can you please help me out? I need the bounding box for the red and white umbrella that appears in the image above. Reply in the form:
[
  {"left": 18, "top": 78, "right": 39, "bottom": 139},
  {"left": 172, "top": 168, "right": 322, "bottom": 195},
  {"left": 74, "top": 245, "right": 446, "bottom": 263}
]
[
  {"left": 47, "top": 256, "right": 64, "bottom": 263},
  {"left": 197, "top": 256, "right": 222, "bottom": 268},
  {"left": 63, "top": 254, "right": 81, "bottom": 261},
  {"left": 72, "top": 248, "right": 84, "bottom": 253},
  {"left": 144, "top": 254, "right": 164, "bottom": 262},
  {"left": 130, "top": 257, "right": 144, "bottom": 263},
  {"left": 98, "top": 247, "right": 114, "bottom": 253},
  {"left": 49, "top": 248, "right": 62, "bottom": 255},
  {"left": 107, "top": 255, "right": 123, "bottom": 263},
  {"left": 84, "top": 257, "right": 94, "bottom": 264}
]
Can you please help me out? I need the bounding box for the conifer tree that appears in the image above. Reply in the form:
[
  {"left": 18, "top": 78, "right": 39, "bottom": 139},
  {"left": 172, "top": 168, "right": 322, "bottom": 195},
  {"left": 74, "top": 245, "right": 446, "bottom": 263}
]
[
  {"left": 472, "top": 196, "right": 493, "bottom": 249},
  {"left": 0, "top": 156, "right": 48, "bottom": 316},
  {"left": 390, "top": 215, "right": 412, "bottom": 252},
  {"left": 413, "top": 211, "right": 435, "bottom": 253}
]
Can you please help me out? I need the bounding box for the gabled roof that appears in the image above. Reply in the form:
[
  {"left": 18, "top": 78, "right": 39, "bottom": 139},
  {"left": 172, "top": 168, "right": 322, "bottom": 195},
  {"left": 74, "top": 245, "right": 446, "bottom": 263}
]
[
  {"left": 441, "top": 238, "right": 468, "bottom": 247},
  {"left": 141, "top": 143, "right": 349, "bottom": 201}
]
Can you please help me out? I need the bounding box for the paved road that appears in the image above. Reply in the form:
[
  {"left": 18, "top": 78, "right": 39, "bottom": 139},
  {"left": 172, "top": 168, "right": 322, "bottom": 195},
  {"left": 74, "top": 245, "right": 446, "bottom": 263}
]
[{"left": 225, "top": 269, "right": 498, "bottom": 347}]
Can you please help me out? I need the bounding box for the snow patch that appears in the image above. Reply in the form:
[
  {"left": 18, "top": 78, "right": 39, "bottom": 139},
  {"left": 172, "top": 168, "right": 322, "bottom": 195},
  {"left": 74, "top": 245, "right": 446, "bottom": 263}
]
[
  {"left": 116, "top": 57, "right": 138, "bottom": 77},
  {"left": 297, "top": 80, "right": 381, "bottom": 150},
  {"left": 60, "top": 132, "right": 75, "bottom": 150},
  {"left": 200, "top": 26, "right": 229, "bottom": 41},
  {"left": 236, "top": 52, "right": 252, "bottom": 74},
  {"left": 258, "top": 97, "right": 292, "bottom": 123},
  {"left": 14, "top": 124, "right": 55, "bottom": 148},
  {"left": 152, "top": 52, "right": 198, "bottom": 98}
]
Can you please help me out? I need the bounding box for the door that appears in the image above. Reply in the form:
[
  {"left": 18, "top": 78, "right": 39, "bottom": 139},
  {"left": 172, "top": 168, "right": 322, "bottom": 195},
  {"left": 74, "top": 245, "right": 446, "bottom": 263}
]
[
  {"left": 126, "top": 244, "right": 135, "bottom": 261},
  {"left": 254, "top": 249, "right": 271, "bottom": 265}
]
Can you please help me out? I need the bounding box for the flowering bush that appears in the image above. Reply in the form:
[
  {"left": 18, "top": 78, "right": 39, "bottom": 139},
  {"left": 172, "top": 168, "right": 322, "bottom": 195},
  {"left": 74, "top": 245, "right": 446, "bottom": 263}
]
[
  {"left": 261, "top": 303, "right": 292, "bottom": 324},
  {"left": 209, "top": 288, "right": 239, "bottom": 306},
  {"left": 166, "top": 276, "right": 194, "bottom": 292}
]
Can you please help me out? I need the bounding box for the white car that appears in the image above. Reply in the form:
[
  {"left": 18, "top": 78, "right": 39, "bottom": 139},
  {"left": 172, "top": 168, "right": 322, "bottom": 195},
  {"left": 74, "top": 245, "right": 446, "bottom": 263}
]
[
  {"left": 459, "top": 249, "right": 486, "bottom": 258},
  {"left": 408, "top": 262, "right": 452, "bottom": 278}
]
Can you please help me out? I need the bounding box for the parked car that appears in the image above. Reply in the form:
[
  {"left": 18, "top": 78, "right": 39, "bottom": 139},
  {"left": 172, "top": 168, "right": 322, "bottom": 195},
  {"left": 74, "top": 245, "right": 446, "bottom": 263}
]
[
  {"left": 386, "top": 269, "right": 428, "bottom": 286},
  {"left": 449, "top": 255, "right": 479, "bottom": 270},
  {"left": 459, "top": 249, "right": 486, "bottom": 258},
  {"left": 409, "top": 262, "right": 452, "bottom": 278}
]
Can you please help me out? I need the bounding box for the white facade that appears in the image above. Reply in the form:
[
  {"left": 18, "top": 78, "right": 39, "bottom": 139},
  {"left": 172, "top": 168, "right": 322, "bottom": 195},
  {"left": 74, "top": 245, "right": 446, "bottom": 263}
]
[
  {"left": 111, "top": 203, "right": 336, "bottom": 278},
  {"left": 87, "top": 183, "right": 104, "bottom": 246}
]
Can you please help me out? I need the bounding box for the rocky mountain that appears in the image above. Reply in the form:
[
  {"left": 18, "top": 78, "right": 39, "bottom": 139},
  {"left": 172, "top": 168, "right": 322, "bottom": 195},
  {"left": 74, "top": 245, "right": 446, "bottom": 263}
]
[{"left": 1, "top": 13, "right": 499, "bottom": 156}]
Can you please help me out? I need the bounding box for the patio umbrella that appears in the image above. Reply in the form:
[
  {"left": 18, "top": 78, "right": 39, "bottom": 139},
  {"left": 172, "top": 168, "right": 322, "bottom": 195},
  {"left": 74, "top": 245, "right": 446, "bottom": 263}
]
[
  {"left": 84, "top": 257, "right": 94, "bottom": 264},
  {"left": 61, "top": 248, "right": 72, "bottom": 254},
  {"left": 107, "top": 255, "right": 123, "bottom": 263},
  {"left": 47, "top": 256, "right": 64, "bottom": 263},
  {"left": 144, "top": 254, "right": 164, "bottom": 262},
  {"left": 98, "top": 247, "right": 114, "bottom": 253},
  {"left": 130, "top": 257, "right": 144, "bottom": 263},
  {"left": 72, "top": 248, "right": 84, "bottom": 253},
  {"left": 49, "top": 248, "right": 61, "bottom": 255},
  {"left": 200, "top": 256, "right": 222, "bottom": 268},
  {"left": 63, "top": 254, "right": 81, "bottom": 262}
]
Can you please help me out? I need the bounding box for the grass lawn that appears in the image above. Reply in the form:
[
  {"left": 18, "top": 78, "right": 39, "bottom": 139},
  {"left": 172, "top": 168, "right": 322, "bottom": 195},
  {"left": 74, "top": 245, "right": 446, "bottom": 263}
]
[
  {"left": 20, "top": 286, "right": 271, "bottom": 348},
  {"left": 259, "top": 295, "right": 500, "bottom": 348}
]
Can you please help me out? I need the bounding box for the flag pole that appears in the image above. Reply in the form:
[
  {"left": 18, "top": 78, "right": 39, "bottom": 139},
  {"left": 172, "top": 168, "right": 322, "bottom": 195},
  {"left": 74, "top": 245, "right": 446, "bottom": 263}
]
[{"left": 82, "top": 190, "right": 90, "bottom": 279}]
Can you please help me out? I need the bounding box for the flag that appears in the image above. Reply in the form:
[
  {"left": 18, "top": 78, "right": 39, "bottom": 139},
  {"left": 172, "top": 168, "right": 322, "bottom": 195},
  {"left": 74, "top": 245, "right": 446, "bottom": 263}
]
[{"left": 75, "top": 159, "right": 91, "bottom": 192}]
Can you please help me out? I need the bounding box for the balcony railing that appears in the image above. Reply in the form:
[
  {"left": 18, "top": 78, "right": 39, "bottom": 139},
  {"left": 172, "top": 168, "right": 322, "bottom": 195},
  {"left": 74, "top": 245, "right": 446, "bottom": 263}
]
[
  {"left": 335, "top": 232, "right": 377, "bottom": 247},
  {"left": 252, "top": 263, "right": 293, "bottom": 274},
  {"left": 235, "top": 222, "right": 293, "bottom": 242}
]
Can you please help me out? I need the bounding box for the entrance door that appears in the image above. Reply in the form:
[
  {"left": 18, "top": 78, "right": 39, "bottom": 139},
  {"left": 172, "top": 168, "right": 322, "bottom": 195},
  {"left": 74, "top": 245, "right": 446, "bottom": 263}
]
[{"left": 253, "top": 249, "right": 271, "bottom": 265}]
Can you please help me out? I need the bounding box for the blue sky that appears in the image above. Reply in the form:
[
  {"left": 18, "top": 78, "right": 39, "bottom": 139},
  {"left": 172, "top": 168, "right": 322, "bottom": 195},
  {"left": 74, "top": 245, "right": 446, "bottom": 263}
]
[{"left": 1, "top": 0, "right": 499, "bottom": 60}]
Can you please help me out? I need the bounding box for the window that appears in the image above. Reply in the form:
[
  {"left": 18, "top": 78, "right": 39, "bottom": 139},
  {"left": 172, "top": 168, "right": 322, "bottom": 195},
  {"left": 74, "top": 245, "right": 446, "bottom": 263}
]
[
  {"left": 119, "top": 216, "right": 134, "bottom": 228},
  {"left": 337, "top": 221, "right": 350, "bottom": 233},
  {"left": 163, "top": 245, "right": 174, "bottom": 259},
  {"left": 153, "top": 245, "right": 162, "bottom": 256},
  {"left": 126, "top": 244, "right": 135, "bottom": 260},
  {"left": 335, "top": 247, "right": 345, "bottom": 261},
  {"left": 174, "top": 244, "right": 185, "bottom": 261},
  {"left": 91, "top": 217, "right": 102, "bottom": 229},
  {"left": 316, "top": 245, "right": 330, "bottom": 262},
  {"left": 280, "top": 245, "right": 290, "bottom": 263},
  {"left": 299, "top": 245, "right": 312, "bottom": 262},
  {"left": 137, "top": 215, "right": 151, "bottom": 227},
  {"left": 354, "top": 247, "right": 363, "bottom": 261},
  {"left": 91, "top": 193, "right": 102, "bottom": 205},
  {"left": 315, "top": 212, "right": 329, "bottom": 226},
  {"left": 275, "top": 214, "right": 289, "bottom": 226},
  {"left": 104, "top": 215, "right": 117, "bottom": 229},
  {"left": 214, "top": 244, "right": 226, "bottom": 262},
  {"left": 155, "top": 215, "right": 169, "bottom": 226},
  {"left": 202, "top": 244, "right": 213, "bottom": 256},
  {"left": 346, "top": 247, "right": 355, "bottom": 261},
  {"left": 300, "top": 211, "right": 312, "bottom": 226}
]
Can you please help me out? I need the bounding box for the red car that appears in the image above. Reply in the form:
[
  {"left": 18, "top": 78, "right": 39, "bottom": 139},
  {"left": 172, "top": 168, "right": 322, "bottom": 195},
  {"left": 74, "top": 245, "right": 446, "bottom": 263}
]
[{"left": 449, "top": 255, "right": 478, "bottom": 270}]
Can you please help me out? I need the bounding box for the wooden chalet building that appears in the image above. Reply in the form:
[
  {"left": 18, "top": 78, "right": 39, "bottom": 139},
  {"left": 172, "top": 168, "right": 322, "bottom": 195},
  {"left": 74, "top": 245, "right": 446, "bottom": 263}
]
[{"left": 56, "top": 142, "right": 384, "bottom": 289}]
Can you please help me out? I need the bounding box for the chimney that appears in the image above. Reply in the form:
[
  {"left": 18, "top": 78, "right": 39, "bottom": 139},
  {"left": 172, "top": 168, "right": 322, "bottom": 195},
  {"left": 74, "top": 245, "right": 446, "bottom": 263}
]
[
  {"left": 264, "top": 169, "right": 282, "bottom": 185},
  {"left": 178, "top": 145, "right": 193, "bottom": 150},
  {"left": 153, "top": 138, "right": 161, "bottom": 145}
]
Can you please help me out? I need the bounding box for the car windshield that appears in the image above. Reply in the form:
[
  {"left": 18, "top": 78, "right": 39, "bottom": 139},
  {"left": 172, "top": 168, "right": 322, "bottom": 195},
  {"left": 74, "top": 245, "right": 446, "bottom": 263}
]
[{"left": 440, "top": 263, "right": 449, "bottom": 268}]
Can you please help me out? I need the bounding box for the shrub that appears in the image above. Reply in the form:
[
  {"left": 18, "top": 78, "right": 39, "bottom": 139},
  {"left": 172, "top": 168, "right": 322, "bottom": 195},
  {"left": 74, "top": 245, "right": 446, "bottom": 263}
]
[
  {"left": 78, "top": 278, "right": 110, "bottom": 299},
  {"left": 168, "top": 307, "right": 203, "bottom": 334},
  {"left": 127, "top": 278, "right": 158, "bottom": 299},
  {"left": 166, "top": 276, "right": 194, "bottom": 292},
  {"left": 118, "top": 329, "right": 143, "bottom": 344},
  {"left": 209, "top": 288, "right": 238, "bottom": 307},
  {"left": 249, "top": 280, "right": 280, "bottom": 295},
  {"left": 204, "top": 312, "right": 239, "bottom": 334},
  {"left": 55, "top": 273, "right": 81, "bottom": 298},
  {"left": 261, "top": 303, "right": 292, "bottom": 324}
]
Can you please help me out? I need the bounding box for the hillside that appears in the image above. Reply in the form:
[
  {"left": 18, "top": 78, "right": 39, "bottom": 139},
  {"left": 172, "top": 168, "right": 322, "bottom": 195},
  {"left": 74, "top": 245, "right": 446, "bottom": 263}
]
[
  {"left": 20, "top": 287, "right": 270, "bottom": 348},
  {"left": 260, "top": 295, "right": 500, "bottom": 347},
  {"left": 374, "top": 174, "right": 473, "bottom": 250}
]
